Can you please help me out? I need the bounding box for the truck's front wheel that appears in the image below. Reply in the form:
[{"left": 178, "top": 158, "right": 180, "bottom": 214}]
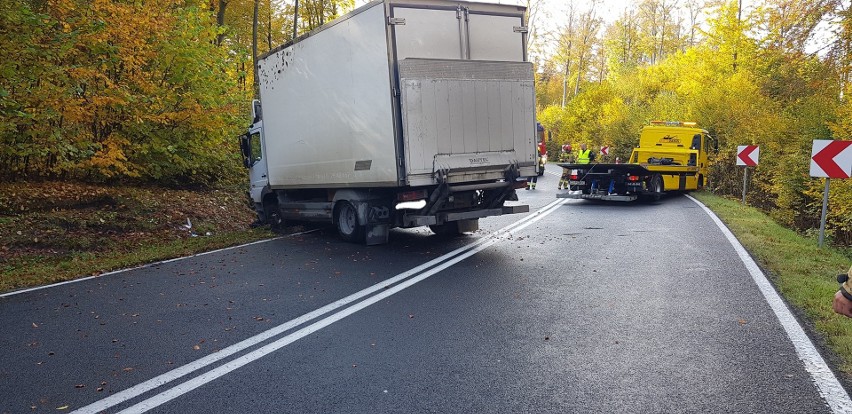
[
  {"left": 336, "top": 201, "right": 364, "bottom": 243},
  {"left": 263, "top": 198, "right": 284, "bottom": 232}
]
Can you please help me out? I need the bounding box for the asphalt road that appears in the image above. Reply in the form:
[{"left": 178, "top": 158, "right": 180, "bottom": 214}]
[{"left": 1, "top": 169, "right": 850, "bottom": 413}]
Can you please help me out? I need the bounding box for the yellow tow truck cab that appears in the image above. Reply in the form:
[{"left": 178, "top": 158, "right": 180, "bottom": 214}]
[{"left": 629, "top": 121, "right": 713, "bottom": 192}]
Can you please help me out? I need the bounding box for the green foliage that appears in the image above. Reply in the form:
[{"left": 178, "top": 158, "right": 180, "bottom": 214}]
[
  {"left": 0, "top": 0, "right": 250, "bottom": 186},
  {"left": 534, "top": 15, "right": 850, "bottom": 245}
]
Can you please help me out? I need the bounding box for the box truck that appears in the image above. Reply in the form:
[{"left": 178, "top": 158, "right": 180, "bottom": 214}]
[{"left": 239, "top": 0, "right": 536, "bottom": 245}]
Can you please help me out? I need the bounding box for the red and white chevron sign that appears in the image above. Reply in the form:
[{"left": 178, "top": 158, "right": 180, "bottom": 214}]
[
  {"left": 736, "top": 145, "right": 759, "bottom": 166},
  {"left": 600, "top": 146, "right": 609, "bottom": 156},
  {"left": 810, "top": 140, "right": 852, "bottom": 178}
]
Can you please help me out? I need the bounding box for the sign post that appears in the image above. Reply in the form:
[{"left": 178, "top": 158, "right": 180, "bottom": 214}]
[
  {"left": 809, "top": 140, "right": 852, "bottom": 247},
  {"left": 818, "top": 179, "right": 830, "bottom": 247},
  {"left": 736, "top": 145, "right": 759, "bottom": 204}
]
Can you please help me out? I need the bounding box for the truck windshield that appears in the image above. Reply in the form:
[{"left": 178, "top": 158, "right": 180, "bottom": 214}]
[{"left": 691, "top": 134, "right": 701, "bottom": 150}]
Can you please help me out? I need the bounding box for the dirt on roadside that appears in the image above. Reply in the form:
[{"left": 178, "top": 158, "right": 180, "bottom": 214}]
[{"left": 0, "top": 181, "right": 267, "bottom": 290}]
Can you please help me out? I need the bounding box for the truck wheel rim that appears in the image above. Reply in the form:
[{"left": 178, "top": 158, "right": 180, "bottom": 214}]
[{"left": 339, "top": 203, "right": 357, "bottom": 235}]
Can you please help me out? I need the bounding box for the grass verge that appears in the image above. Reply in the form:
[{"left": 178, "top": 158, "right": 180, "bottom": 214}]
[
  {"left": 692, "top": 191, "right": 852, "bottom": 374},
  {"left": 0, "top": 229, "right": 273, "bottom": 293},
  {"left": 0, "top": 181, "right": 276, "bottom": 293}
]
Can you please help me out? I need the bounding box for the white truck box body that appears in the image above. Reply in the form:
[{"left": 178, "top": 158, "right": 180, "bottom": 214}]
[
  {"left": 257, "top": 3, "right": 397, "bottom": 187},
  {"left": 256, "top": 0, "right": 535, "bottom": 189},
  {"left": 399, "top": 59, "right": 535, "bottom": 186}
]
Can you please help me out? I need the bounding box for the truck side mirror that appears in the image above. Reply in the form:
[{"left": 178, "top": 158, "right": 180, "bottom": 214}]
[
  {"left": 251, "top": 99, "right": 262, "bottom": 124},
  {"left": 239, "top": 133, "right": 253, "bottom": 168},
  {"left": 705, "top": 134, "right": 719, "bottom": 153}
]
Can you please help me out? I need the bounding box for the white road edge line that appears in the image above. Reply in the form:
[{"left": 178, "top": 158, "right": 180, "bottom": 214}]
[
  {"left": 70, "top": 199, "right": 567, "bottom": 414},
  {"left": 687, "top": 194, "right": 852, "bottom": 413},
  {"left": 115, "top": 199, "right": 569, "bottom": 414}
]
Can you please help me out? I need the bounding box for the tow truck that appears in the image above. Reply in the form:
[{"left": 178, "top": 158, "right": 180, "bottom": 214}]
[{"left": 556, "top": 121, "right": 715, "bottom": 202}]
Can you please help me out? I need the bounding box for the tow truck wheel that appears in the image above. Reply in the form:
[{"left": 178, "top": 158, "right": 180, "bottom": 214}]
[
  {"left": 336, "top": 201, "right": 364, "bottom": 243},
  {"left": 648, "top": 175, "right": 663, "bottom": 201}
]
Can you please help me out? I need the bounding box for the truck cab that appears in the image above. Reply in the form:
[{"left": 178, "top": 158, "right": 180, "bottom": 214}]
[
  {"left": 629, "top": 121, "right": 714, "bottom": 192},
  {"left": 239, "top": 101, "right": 277, "bottom": 225}
]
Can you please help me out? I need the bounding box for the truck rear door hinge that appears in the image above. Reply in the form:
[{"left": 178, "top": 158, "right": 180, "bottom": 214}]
[
  {"left": 388, "top": 17, "right": 406, "bottom": 25},
  {"left": 513, "top": 26, "right": 529, "bottom": 33},
  {"left": 392, "top": 88, "right": 400, "bottom": 97}
]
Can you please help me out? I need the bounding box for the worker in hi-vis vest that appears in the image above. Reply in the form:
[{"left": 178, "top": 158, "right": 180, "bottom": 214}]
[{"left": 576, "top": 143, "right": 596, "bottom": 164}]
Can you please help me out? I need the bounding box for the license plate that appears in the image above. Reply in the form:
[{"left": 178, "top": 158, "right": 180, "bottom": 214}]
[{"left": 569, "top": 181, "right": 585, "bottom": 185}]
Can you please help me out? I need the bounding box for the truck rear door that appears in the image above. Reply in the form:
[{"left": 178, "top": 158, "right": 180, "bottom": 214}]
[{"left": 389, "top": 2, "right": 535, "bottom": 186}]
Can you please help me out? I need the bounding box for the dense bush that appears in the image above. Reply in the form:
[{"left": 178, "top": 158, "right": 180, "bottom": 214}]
[{"left": 0, "top": 0, "right": 251, "bottom": 187}]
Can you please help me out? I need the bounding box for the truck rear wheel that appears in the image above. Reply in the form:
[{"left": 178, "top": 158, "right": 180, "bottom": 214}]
[
  {"left": 646, "top": 175, "right": 663, "bottom": 201},
  {"left": 336, "top": 201, "right": 364, "bottom": 243}
]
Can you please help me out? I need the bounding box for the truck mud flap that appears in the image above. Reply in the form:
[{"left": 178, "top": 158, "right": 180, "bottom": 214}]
[
  {"left": 556, "top": 192, "right": 637, "bottom": 202},
  {"left": 365, "top": 224, "right": 389, "bottom": 246}
]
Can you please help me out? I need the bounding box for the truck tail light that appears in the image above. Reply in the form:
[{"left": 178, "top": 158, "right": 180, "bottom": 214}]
[
  {"left": 570, "top": 169, "right": 579, "bottom": 180},
  {"left": 397, "top": 189, "right": 428, "bottom": 202},
  {"left": 627, "top": 175, "right": 640, "bottom": 182}
]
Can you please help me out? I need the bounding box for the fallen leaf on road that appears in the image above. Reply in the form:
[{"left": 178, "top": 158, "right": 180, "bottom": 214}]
[
  {"left": 122, "top": 367, "right": 133, "bottom": 372},
  {"left": 738, "top": 319, "right": 747, "bottom": 325},
  {"left": 32, "top": 322, "right": 39, "bottom": 328},
  {"left": 193, "top": 345, "right": 201, "bottom": 350},
  {"left": 56, "top": 405, "right": 69, "bottom": 410},
  {"left": 74, "top": 384, "right": 85, "bottom": 389}
]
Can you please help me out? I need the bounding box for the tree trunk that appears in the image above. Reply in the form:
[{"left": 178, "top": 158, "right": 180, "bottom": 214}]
[
  {"left": 574, "top": 56, "right": 583, "bottom": 96},
  {"left": 266, "top": 0, "right": 272, "bottom": 51},
  {"left": 253, "top": 0, "right": 259, "bottom": 98},
  {"left": 562, "top": 62, "right": 569, "bottom": 108},
  {"left": 293, "top": 0, "right": 299, "bottom": 40},
  {"left": 216, "top": 0, "right": 228, "bottom": 46}
]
